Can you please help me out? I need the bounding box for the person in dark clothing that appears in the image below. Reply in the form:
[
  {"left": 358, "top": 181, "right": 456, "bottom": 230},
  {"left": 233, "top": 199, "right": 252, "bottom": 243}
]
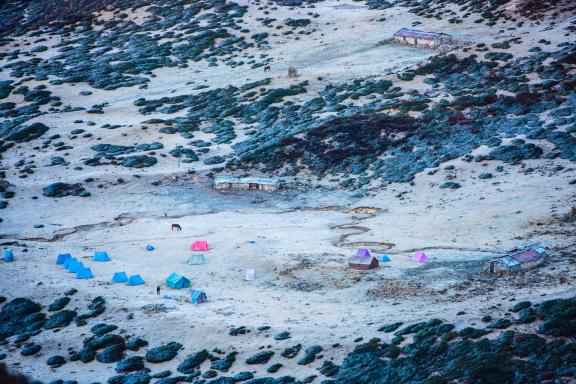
[{"left": 156, "top": 286, "right": 161, "bottom": 295}]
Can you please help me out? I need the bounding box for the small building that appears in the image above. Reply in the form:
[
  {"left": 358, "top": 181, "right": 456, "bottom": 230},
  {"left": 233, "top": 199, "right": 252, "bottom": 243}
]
[
  {"left": 214, "top": 176, "right": 281, "bottom": 192},
  {"left": 393, "top": 28, "right": 452, "bottom": 48},
  {"left": 487, "top": 243, "right": 548, "bottom": 275},
  {"left": 348, "top": 249, "right": 379, "bottom": 270}
]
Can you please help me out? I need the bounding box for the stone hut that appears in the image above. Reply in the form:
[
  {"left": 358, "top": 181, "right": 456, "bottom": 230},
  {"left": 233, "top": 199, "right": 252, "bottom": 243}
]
[
  {"left": 393, "top": 28, "right": 452, "bottom": 48},
  {"left": 214, "top": 176, "right": 281, "bottom": 191},
  {"left": 486, "top": 243, "right": 549, "bottom": 275}
]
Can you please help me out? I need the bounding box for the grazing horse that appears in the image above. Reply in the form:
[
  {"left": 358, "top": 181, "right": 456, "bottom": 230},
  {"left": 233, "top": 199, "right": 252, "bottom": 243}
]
[
  {"left": 287, "top": 66, "right": 297, "bottom": 78},
  {"left": 171, "top": 224, "right": 182, "bottom": 231},
  {"left": 263, "top": 65, "right": 271, "bottom": 72}
]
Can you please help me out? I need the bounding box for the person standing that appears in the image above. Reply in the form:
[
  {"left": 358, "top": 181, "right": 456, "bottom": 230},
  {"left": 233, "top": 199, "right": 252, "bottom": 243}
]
[{"left": 156, "top": 286, "right": 161, "bottom": 295}]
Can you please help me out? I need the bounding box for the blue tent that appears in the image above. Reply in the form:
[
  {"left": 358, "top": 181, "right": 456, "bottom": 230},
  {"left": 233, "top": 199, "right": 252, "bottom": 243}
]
[
  {"left": 68, "top": 260, "right": 83, "bottom": 273},
  {"left": 146, "top": 245, "right": 154, "bottom": 251},
  {"left": 165, "top": 273, "right": 191, "bottom": 289},
  {"left": 112, "top": 272, "right": 128, "bottom": 283},
  {"left": 63, "top": 257, "right": 77, "bottom": 269},
  {"left": 127, "top": 274, "right": 145, "bottom": 286},
  {"left": 94, "top": 251, "right": 111, "bottom": 262},
  {"left": 4, "top": 250, "right": 14, "bottom": 262},
  {"left": 186, "top": 289, "right": 208, "bottom": 304},
  {"left": 77, "top": 267, "right": 94, "bottom": 279},
  {"left": 379, "top": 255, "right": 391, "bottom": 262},
  {"left": 56, "top": 253, "right": 72, "bottom": 265}
]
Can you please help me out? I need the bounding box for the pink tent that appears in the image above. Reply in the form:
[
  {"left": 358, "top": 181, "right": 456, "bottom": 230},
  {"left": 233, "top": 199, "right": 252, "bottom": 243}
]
[
  {"left": 191, "top": 240, "right": 209, "bottom": 251},
  {"left": 356, "top": 248, "right": 371, "bottom": 257},
  {"left": 412, "top": 251, "right": 429, "bottom": 262}
]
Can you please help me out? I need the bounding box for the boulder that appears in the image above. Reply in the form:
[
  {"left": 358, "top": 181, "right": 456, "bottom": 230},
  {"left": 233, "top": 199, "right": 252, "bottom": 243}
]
[
  {"left": 115, "top": 355, "right": 145, "bottom": 373},
  {"left": 177, "top": 349, "right": 209, "bottom": 374},
  {"left": 122, "top": 155, "right": 157, "bottom": 168},
  {"left": 1, "top": 122, "right": 49, "bottom": 142},
  {"left": 42, "top": 183, "right": 87, "bottom": 198},
  {"left": 245, "top": 351, "right": 274, "bottom": 365},
  {"left": 145, "top": 342, "right": 182, "bottom": 363},
  {"left": 44, "top": 310, "right": 77, "bottom": 330}
]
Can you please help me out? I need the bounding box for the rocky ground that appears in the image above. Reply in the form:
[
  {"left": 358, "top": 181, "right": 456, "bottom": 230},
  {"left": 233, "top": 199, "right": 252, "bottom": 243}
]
[{"left": 0, "top": 0, "right": 576, "bottom": 383}]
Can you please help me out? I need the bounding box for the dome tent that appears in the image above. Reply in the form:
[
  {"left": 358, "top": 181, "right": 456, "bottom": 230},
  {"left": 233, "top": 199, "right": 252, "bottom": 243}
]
[
  {"left": 166, "top": 273, "right": 191, "bottom": 289},
  {"left": 94, "top": 251, "right": 111, "bottom": 262},
  {"left": 127, "top": 274, "right": 145, "bottom": 286},
  {"left": 112, "top": 272, "right": 128, "bottom": 283}
]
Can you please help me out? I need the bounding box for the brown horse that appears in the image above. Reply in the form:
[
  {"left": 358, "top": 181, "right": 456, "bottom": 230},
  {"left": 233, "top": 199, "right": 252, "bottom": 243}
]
[
  {"left": 171, "top": 224, "right": 182, "bottom": 231},
  {"left": 288, "top": 66, "right": 297, "bottom": 78},
  {"left": 263, "top": 65, "right": 271, "bottom": 72}
]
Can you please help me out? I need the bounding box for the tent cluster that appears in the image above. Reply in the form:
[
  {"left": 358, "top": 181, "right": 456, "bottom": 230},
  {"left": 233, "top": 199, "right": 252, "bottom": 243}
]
[
  {"left": 58, "top": 253, "right": 94, "bottom": 279},
  {"left": 112, "top": 272, "right": 145, "bottom": 286},
  {"left": 348, "top": 249, "right": 430, "bottom": 270}
]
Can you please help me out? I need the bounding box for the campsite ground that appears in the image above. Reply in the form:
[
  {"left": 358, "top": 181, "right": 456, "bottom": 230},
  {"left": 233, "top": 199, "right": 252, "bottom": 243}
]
[
  {"left": 2, "top": 160, "right": 576, "bottom": 382},
  {"left": 1, "top": 0, "right": 576, "bottom": 382}
]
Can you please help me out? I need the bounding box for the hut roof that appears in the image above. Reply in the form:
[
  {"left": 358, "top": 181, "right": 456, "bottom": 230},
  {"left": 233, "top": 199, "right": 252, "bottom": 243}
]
[
  {"left": 509, "top": 243, "right": 547, "bottom": 263},
  {"left": 214, "top": 176, "right": 280, "bottom": 185},
  {"left": 394, "top": 28, "right": 448, "bottom": 40}
]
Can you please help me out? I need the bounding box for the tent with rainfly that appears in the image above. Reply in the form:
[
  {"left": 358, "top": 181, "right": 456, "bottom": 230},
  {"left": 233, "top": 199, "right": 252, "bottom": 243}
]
[
  {"left": 56, "top": 253, "right": 71, "bottom": 265},
  {"left": 94, "top": 251, "right": 111, "bottom": 262},
  {"left": 191, "top": 240, "right": 209, "bottom": 251},
  {"left": 127, "top": 274, "right": 145, "bottom": 286},
  {"left": 77, "top": 267, "right": 94, "bottom": 279},
  {"left": 186, "top": 289, "right": 208, "bottom": 304},
  {"left": 187, "top": 254, "right": 206, "bottom": 265},
  {"left": 412, "top": 251, "right": 429, "bottom": 262},
  {"left": 112, "top": 272, "right": 128, "bottom": 283},
  {"left": 4, "top": 250, "right": 14, "bottom": 262},
  {"left": 68, "top": 260, "right": 84, "bottom": 273},
  {"left": 166, "top": 273, "right": 191, "bottom": 289},
  {"left": 348, "top": 248, "right": 379, "bottom": 270}
]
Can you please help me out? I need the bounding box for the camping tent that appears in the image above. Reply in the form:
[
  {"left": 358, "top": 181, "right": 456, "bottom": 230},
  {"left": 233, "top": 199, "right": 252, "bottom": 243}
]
[
  {"left": 63, "top": 257, "right": 77, "bottom": 269},
  {"left": 348, "top": 249, "right": 379, "bottom": 270},
  {"left": 56, "top": 253, "right": 71, "bottom": 265},
  {"left": 412, "top": 251, "right": 429, "bottom": 262},
  {"left": 186, "top": 289, "right": 208, "bottom": 304},
  {"left": 4, "top": 250, "right": 14, "bottom": 262},
  {"left": 146, "top": 245, "right": 154, "bottom": 251},
  {"left": 94, "top": 251, "right": 111, "bottom": 262},
  {"left": 112, "top": 272, "right": 128, "bottom": 283},
  {"left": 68, "top": 260, "right": 84, "bottom": 273},
  {"left": 166, "top": 273, "right": 191, "bottom": 289},
  {"left": 245, "top": 269, "right": 255, "bottom": 281},
  {"left": 187, "top": 254, "right": 206, "bottom": 265},
  {"left": 77, "top": 267, "right": 94, "bottom": 279},
  {"left": 379, "top": 255, "right": 391, "bottom": 262},
  {"left": 127, "top": 274, "right": 145, "bottom": 286},
  {"left": 191, "top": 240, "right": 209, "bottom": 251}
]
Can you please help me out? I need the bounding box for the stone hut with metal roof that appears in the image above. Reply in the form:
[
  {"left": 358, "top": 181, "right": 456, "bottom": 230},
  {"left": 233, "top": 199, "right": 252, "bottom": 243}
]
[
  {"left": 393, "top": 28, "right": 452, "bottom": 48},
  {"left": 486, "top": 243, "right": 549, "bottom": 275},
  {"left": 214, "top": 176, "right": 281, "bottom": 191}
]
